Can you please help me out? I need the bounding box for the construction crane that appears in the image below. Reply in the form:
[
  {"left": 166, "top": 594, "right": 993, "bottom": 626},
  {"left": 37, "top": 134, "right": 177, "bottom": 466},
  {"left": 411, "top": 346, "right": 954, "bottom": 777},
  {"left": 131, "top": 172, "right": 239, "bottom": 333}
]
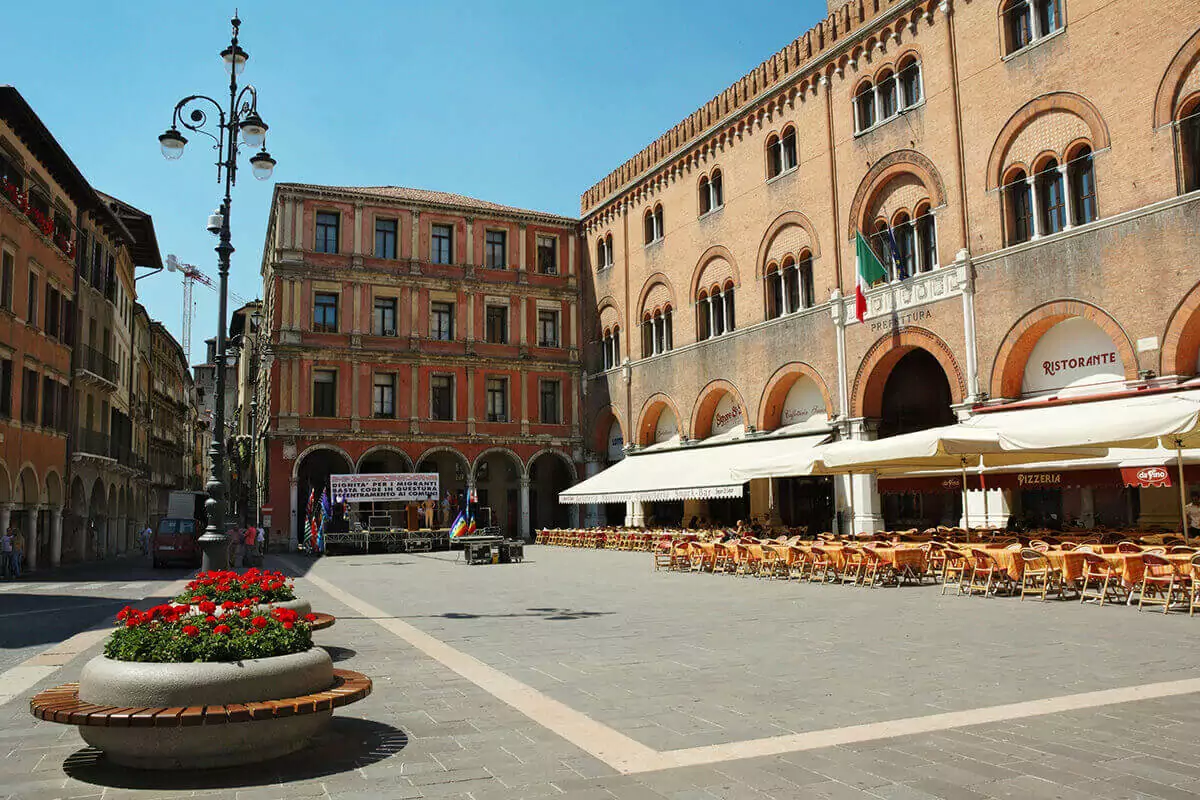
[{"left": 165, "top": 254, "right": 249, "bottom": 363}]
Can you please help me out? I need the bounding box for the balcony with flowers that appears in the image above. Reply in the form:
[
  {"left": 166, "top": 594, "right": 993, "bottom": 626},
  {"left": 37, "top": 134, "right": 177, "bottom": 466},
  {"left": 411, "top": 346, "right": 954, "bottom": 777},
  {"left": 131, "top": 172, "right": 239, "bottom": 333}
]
[{"left": 1, "top": 175, "right": 76, "bottom": 262}]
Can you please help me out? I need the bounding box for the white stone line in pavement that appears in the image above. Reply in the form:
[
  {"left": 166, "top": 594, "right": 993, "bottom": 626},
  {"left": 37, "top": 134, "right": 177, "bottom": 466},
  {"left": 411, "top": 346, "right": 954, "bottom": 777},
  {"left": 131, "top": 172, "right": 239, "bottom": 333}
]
[
  {"left": 120, "top": 582, "right": 148, "bottom": 590},
  {"left": 652, "top": 676, "right": 1200, "bottom": 771},
  {"left": 290, "top": 563, "right": 664, "bottom": 775},
  {"left": 72, "top": 583, "right": 104, "bottom": 591},
  {"left": 286, "top": 560, "right": 1200, "bottom": 775}
]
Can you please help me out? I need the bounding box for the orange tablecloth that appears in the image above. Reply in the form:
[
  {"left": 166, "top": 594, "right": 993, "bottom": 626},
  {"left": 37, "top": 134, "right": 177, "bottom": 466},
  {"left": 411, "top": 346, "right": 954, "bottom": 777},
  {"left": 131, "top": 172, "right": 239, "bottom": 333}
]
[{"left": 871, "top": 545, "right": 927, "bottom": 573}]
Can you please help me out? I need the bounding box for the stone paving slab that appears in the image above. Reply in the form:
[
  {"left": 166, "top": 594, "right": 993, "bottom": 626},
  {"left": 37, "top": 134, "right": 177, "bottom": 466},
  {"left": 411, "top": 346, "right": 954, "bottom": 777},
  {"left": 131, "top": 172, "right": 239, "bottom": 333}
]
[{"left": 2, "top": 547, "right": 1200, "bottom": 798}]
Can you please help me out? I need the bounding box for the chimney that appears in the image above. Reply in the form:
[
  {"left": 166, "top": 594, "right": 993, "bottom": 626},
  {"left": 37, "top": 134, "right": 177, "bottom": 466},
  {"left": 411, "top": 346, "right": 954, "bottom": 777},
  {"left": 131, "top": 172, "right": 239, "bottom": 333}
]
[{"left": 205, "top": 338, "right": 217, "bottom": 363}]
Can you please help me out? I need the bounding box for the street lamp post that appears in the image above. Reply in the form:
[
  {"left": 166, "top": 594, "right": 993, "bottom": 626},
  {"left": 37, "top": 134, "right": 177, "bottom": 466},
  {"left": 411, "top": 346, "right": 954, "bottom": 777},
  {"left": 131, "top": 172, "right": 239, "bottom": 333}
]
[{"left": 159, "top": 14, "right": 276, "bottom": 571}]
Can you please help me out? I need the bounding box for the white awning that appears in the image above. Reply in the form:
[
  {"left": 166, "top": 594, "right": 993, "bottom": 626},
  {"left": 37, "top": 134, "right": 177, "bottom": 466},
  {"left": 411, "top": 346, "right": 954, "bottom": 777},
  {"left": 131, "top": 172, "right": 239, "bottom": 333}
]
[
  {"left": 559, "top": 432, "right": 830, "bottom": 504},
  {"left": 964, "top": 388, "right": 1200, "bottom": 450}
]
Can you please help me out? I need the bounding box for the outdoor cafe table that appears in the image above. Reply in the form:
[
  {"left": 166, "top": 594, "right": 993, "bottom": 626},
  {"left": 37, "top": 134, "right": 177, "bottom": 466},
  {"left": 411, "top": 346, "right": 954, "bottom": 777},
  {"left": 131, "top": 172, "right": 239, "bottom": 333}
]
[{"left": 966, "top": 545, "right": 1194, "bottom": 587}]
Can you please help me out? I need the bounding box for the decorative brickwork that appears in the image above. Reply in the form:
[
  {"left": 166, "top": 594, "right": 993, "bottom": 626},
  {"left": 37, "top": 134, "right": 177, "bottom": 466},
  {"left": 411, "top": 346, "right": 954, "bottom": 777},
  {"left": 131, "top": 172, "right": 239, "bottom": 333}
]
[
  {"left": 690, "top": 380, "right": 750, "bottom": 440},
  {"left": 1161, "top": 281, "right": 1200, "bottom": 377},
  {"left": 986, "top": 93, "right": 1110, "bottom": 190},
  {"left": 847, "top": 150, "right": 947, "bottom": 241}
]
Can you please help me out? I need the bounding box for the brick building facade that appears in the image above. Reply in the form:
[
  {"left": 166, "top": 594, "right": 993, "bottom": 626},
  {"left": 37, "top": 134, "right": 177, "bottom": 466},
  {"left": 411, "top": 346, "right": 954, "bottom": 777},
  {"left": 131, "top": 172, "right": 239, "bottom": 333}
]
[
  {"left": 258, "top": 185, "right": 582, "bottom": 545},
  {"left": 577, "top": 0, "right": 1200, "bottom": 533}
]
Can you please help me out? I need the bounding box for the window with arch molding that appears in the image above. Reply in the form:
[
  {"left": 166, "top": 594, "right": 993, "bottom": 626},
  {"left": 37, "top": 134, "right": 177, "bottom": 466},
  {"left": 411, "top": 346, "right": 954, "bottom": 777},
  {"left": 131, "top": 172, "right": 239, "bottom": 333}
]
[
  {"left": 867, "top": 203, "right": 938, "bottom": 279},
  {"left": 766, "top": 252, "right": 816, "bottom": 320},
  {"left": 601, "top": 325, "right": 621, "bottom": 370},
  {"left": 644, "top": 204, "right": 664, "bottom": 245},
  {"left": 699, "top": 170, "right": 724, "bottom": 215},
  {"left": 1005, "top": 142, "right": 1098, "bottom": 243},
  {"left": 914, "top": 202, "right": 937, "bottom": 272},
  {"left": 596, "top": 232, "right": 614, "bottom": 270},
  {"left": 766, "top": 127, "right": 797, "bottom": 179},
  {"left": 698, "top": 281, "right": 735, "bottom": 340},
  {"left": 1181, "top": 96, "right": 1200, "bottom": 194},
  {"left": 1002, "top": 0, "right": 1063, "bottom": 55},
  {"left": 640, "top": 308, "right": 672, "bottom": 358},
  {"left": 855, "top": 57, "right": 923, "bottom": 134}
]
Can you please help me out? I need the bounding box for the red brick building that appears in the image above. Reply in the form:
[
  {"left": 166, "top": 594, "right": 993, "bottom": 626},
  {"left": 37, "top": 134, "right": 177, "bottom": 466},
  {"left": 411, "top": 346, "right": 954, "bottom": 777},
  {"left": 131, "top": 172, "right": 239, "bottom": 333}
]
[
  {"left": 258, "top": 185, "right": 582, "bottom": 544},
  {"left": 576, "top": 0, "right": 1200, "bottom": 534}
]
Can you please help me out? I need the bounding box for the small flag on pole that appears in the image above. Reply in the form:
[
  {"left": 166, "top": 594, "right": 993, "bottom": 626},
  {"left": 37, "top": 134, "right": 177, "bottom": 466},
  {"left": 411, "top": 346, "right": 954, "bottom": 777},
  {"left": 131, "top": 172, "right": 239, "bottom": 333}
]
[
  {"left": 886, "top": 227, "right": 908, "bottom": 281},
  {"left": 854, "top": 231, "right": 888, "bottom": 323},
  {"left": 449, "top": 510, "right": 469, "bottom": 538}
]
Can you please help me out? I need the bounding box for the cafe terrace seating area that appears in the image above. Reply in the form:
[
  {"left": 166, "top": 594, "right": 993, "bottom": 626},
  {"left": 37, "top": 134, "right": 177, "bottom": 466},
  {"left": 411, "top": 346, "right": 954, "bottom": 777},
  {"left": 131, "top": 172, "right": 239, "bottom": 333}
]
[{"left": 537, "top": 527, "right": 1200, "bottom": 614}]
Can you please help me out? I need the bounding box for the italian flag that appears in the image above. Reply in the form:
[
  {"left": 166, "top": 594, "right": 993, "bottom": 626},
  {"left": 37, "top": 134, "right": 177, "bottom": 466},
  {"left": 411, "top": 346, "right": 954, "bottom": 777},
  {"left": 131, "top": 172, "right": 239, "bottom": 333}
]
[{"left": 854, "top": 231, "right": 887, "bottom": 323}]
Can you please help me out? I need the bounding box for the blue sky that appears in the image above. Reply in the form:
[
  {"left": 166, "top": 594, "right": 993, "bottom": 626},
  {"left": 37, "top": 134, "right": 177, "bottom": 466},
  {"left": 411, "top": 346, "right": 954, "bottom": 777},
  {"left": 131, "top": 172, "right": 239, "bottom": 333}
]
[{"left": 3, "top": 0, "right": 828, "bottom": 363}]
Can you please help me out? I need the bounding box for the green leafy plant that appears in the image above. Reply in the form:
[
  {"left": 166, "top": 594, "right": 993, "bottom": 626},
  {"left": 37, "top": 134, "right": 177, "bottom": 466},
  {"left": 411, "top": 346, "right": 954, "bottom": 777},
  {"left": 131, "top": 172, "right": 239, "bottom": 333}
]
[{"left": 104, "top": 600, "right": 316, "bottom": 663}]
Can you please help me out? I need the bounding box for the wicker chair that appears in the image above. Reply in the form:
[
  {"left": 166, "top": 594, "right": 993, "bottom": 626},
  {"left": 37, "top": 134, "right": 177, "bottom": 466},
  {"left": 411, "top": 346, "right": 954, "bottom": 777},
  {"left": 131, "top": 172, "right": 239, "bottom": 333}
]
[
  {"left": 841, "top": 546, "right": 868, "bottom": 585},
  {"left": 809, "top": 546, "right": 839, "bottom": 583},
  {"left": 1138, "top": 553, "right": 1190, "bottom": 613},
  {"left": 941, "top": 549, "right": 970, "bottom": 595},
  {"left": 964, "top": 549, "right": 1001, "bottom": 597},
  {"left": 1019, "top": 548, "right": 1064, "bottom": 601},
  {"left": 1079, "top": 551, "right": 1127, "bottom": 606}
]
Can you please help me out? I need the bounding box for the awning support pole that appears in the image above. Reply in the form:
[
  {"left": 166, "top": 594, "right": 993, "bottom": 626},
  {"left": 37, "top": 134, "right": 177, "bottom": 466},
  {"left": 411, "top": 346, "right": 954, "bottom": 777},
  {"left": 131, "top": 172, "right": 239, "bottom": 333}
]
[
  {"left": 1176, "top": 439, "right": 1190, "bottom": 546},
  {"left": 961, "top": 457, "right": 970, "bottom": 533},
  {"left": 847, "top": 471, "right": 855, "bottom": 537}
]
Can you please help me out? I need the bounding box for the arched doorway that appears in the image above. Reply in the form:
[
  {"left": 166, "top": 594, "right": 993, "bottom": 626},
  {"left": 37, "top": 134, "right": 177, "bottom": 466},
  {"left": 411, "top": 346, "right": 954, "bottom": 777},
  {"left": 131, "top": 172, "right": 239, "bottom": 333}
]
[
  {"left": 529, "top": 451, "right": 574, "bottom": 532},
  {"left": 295, "top": 447, "right": 354, "bottom": 543},
  {"left": 473, "top": 449, "right": 522, "bottom": 535},
  {"left": 356, "top": 447, "right": 413, "bottom": 528},
  {"left": 67, "top": 477, "right": 86, "bottom": 563},
  {"left": 416, "top": 448, "right": 469, "bottom": 528},
  {"left": 14, "top": 466, "right": 39, "bottom": 568},
  {"left": 877, "top": 348, "right": 959, "bottom": 529}
]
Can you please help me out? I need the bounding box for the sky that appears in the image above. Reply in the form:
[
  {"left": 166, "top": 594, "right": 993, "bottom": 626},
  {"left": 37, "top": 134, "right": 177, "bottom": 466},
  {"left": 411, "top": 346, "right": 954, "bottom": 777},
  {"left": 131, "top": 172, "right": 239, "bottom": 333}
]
[{"left": 3, "top": 0, "right": 829, "bottom": 365}]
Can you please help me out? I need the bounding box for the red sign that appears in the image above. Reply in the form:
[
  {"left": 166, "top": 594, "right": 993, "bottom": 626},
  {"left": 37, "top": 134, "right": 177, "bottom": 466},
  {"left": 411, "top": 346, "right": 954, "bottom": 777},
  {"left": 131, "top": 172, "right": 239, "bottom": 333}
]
[{"left": 1120, "top": 466, "right": 1172, "bottom": 488}]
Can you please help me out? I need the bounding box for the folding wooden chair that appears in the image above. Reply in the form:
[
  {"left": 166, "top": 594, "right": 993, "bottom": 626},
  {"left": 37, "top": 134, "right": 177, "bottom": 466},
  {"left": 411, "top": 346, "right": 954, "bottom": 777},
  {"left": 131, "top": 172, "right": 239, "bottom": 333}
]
[
  {"left": 964, "top": 549, "right": 1000, "bottom": 597},
  {"left": 940, "top": 549, "right": 970, "bottom": 595},
  {"left": 1019, "top": 548, "right": 1064, "bottom": 601},
  {"left": 1138, "top": 553, "right": 1190, "bottom": 613}
]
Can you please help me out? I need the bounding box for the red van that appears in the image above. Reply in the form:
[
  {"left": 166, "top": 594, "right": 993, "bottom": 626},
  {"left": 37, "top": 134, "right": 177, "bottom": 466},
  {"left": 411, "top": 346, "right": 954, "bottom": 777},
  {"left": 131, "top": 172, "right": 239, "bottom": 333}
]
[{"left": 153, "top": 518, "right": 200, "bottom": 568}]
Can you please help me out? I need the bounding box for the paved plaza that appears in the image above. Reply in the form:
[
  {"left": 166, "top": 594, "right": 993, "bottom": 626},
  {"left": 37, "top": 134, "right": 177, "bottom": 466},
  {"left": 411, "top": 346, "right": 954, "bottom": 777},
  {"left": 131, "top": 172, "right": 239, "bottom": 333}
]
[{"left": 3, "top": 547, "right": 1200, "bottom": 798}]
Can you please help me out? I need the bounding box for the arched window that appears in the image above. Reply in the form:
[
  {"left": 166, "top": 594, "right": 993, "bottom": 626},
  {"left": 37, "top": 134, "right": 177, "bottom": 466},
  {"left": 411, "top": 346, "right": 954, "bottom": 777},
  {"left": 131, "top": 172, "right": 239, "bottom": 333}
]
[
  {"left": 722, "top": 280, "right": 736, "bottom": 333},
  {"left": 855, "top": 82, "right": 876, "bottom": 132},
  {"left": 766, "top": 133, "right": 782, "bottom": 178},
  {"left": 697, "top": 292, "right": 711, "bottom": 341},
  {"left": 798, "top": 252, "right": 815, "bottom": 308},
  {"left": 1036, "top": 159, "right": 1066, "bottom": 235},
  {"left": 915, "top": 203, "right": 937, "bottom": 272},
  {"left": 698, "top": 176, "right": 711, "bottom": 216},
  {"left": 605, "top": 233, "right": 613, "bottom": 266},
  {"left": 780, "top": 127, "right": 797, "bottom": 173},
  {"left": 877, "top": 69, "right": 898, "bottom": 120},
  {"left": 711, "top": 290, "right": 725, "bottom": 337},
  {"left": 663, "top": 307, "right": 673, "bottom": 352},
  {"left": 766, "top": 265, "right": 783, "bottom": 319},
  {"left": 1006, "top": 169, "right": 1033, "bottom": 245},
  {"left": 654, "top": 205, "right": 664, "bottom": 241},
  {"left": 871, "top": 219, "right": 892, "bottom": 280},
  {"left": 643, "top": 209, "right": 655, "bottom": 245},
  {"left": 640, "top": 314, "right": 654, "bottom": 358},
  {"left": 602, "top": 328, "right": 613, "bottom": 370},
  {"left": 893, "top": 212, "right": 915, "bottom": 278},
  {"left": 596, "top": 238, "right": 608, "bottom": 269},
  {"left": 1183, "top": 98, "right": 1200, "bottom": 194},
  {"left": 1068, "top": 145, "right": 1097, "bottom": 225},
  {"left": 1003, "top": 0, "right": 1063, "bottom": 54},
  {"left": 898, "top": 56, "right": 922, "bottom": 108},
  {"left": 782, "top": 255, "right": 800, "bottom": 314},
  {"left": 710, "top": 169, "right": 723, "bottom": 208}
]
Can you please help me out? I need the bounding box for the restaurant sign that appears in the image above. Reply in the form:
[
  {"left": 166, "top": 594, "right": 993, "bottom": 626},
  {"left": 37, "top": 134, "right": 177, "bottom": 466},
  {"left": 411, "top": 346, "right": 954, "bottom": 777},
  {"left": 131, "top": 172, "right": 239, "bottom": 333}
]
[
  {"left": 780, "top": 377, "right": 828, "bottom": 427},
  {"left": 329, "top": 472, "right": 440, "bottom": 503},
  {"left": 1120, "top": 466, "right": 1172, "bottom": 488},
  {"left": 607, "top": 419, "right": 625, "bottom": 462},
  {"left": 711, "top": 394, "right": 744, "bottom": 436},
  {"left": 1022, "top": 318, "right": 1125, "bottom": 395}
]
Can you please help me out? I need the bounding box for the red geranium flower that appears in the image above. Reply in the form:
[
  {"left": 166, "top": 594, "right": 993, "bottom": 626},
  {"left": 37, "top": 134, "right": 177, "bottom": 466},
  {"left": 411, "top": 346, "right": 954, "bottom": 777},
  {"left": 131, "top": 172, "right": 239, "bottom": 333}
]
[
  {"left": 239, "top": 608, "right": 252, "bottom": 618},
  {"left": 182, "top": 625, "right": 200, "bottom": 638},
  {"left": 251, "top": 616, "right": 269, "bottom": 629},
  {"left": 198, "top": 600, "right": 216, "bottom": 614},
  {"left": 282, "top": 621, "right": 294, "bottom": 630},
  {"left": 205, "top": 615, "right": 218, "bottom": 624},
  {"left": 304, "top": 613, "right": 318, "bottom": 622},
  {"left": 213, "top": 624, "right": 231, "bottom": 635},
  {"left": 125, "top": 618, "right": 140, "bottom": 628}
]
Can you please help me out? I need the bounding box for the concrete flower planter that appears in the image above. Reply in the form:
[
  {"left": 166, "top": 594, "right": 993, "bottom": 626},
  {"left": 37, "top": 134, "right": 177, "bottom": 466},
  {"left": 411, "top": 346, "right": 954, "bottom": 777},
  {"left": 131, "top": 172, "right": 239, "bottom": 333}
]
[
  {"left": 190, "top": 597, "right": 312, "bottom": 618},
  {"left": 76, "top": 648, "right": 333, "bottom": 769}
]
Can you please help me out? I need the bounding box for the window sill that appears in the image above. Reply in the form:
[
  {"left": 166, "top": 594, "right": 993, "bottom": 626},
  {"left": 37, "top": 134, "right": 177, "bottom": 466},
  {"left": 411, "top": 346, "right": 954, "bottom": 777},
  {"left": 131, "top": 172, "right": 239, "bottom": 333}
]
[
  {"left": 698, "top": 205, "right": 724, "bottom": 221},
  {"left": 853, "top": 100, "right": 925, "bottom": 138},
  {"left": 1002, "top": 26, "right": 1065, "bottom": 61},
  {"left": 765, "top": 166, "right": 798, "bottom": 185}
]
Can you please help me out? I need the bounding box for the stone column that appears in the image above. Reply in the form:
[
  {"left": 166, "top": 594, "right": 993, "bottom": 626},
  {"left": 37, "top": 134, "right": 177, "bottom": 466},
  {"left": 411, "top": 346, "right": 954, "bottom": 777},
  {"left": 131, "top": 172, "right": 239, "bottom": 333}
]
[
  {"left": 519, "top": 477, "right": 531, "bottom": 541},
  {"left": 25, "top": 507, "right": 40, "bottom": 572},
  {"left": 1026, "top": 176, "right": 1042, "bottom": 240},
  {"left": 1078, "top": 486, "right": 1096, "bottom": 529},
  {"left": 582, "top": 460, "right": 602, "bottom": 528},
  {"left": 0, "top": 503, "right": 11, "bottom": 540},
  {"left": 1058, "top": 164, "right": 1074, "bottom": 230},
  {"left": 50, "top": 507, "right": 63, "bottom": 567},
  {"left": 707, "top": 296, "right": 717, "bottom": 338},
  {"left": 847, "top": 420, "right": 884, "bottom": 536},
  {"left": 625, "top": 500, "right": 646, "bottom": 528}
]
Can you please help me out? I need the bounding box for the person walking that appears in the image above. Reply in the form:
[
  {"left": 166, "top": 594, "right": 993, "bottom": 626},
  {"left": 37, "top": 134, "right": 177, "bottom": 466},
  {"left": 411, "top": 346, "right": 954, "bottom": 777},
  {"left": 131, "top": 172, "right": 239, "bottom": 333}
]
[
  {"left": 243, "top": 525, "right": 257, "bottom": 567},
  {"left": 255, "top": 525, "right": 266, "bottom": 561},
  {"left": 1186, "top": 492, "right": 1200, "bottom": 541},
  {"left": 1, "top": 527, "right": 13, "bottom": 579},
  {"left": 141, "top": 524, "right": 154, "bottom": 557},
  {"left": 11, "top": 526, "right": 24, "bottom": 578}
]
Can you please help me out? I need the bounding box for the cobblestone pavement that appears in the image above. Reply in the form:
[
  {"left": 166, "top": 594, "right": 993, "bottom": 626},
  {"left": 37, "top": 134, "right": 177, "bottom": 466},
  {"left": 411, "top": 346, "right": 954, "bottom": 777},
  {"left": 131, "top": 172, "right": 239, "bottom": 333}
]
[{"left": 3, "top": 546, "right": 1200, "bottom": 799}]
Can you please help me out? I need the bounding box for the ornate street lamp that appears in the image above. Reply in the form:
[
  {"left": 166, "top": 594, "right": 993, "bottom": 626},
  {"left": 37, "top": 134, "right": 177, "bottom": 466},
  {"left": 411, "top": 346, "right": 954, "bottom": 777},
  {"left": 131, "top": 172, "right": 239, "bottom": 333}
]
[{"left": 158, "top": 14, "right": 277, "bottom": 570}]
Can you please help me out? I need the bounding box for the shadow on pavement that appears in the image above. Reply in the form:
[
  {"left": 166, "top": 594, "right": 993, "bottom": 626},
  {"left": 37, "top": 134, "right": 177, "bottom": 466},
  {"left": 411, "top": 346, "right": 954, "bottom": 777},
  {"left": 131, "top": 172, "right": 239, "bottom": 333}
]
[
  {"left": 0, "top": 591, "right": 179, "bottom": 650},
  {"left": 61, "top": 717, "right": 407, "bottom": 790},
  {"left": 321, "top": 645, "right": 357, "bottom": 662}
]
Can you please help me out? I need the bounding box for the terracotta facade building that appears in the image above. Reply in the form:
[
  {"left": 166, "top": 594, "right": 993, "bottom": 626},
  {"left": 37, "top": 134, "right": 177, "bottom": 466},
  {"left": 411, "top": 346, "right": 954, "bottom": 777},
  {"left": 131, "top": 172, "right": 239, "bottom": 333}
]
[
  {"left": 578, "top": 0, "right": 1200, "bottom": 533},
  {"left": 258, "top": 185, "right": 582, "bottom": 545}
]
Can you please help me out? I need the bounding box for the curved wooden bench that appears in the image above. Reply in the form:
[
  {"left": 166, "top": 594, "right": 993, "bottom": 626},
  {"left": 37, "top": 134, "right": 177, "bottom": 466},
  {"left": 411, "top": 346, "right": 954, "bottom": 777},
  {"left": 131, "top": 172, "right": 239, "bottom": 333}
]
[
  {"left": 309, "top": 612, "right": 336, "bottom": 631},
  {"left": 29, "top": 668, "right": 371, "bottom": 727}
]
